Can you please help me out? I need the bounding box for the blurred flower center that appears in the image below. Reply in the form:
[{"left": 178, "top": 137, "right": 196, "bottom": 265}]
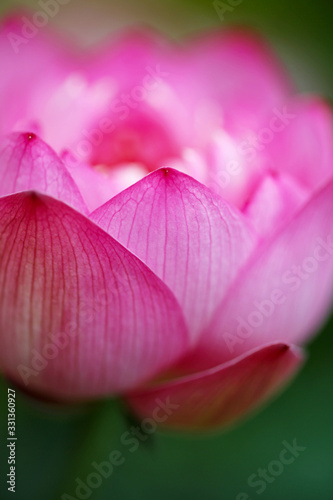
[{"left": 88, "top": 116, "right": 179, "bottom": 173}]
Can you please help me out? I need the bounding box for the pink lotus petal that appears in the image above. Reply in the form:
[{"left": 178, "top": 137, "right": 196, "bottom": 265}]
[
  {"left": 0, "top": 133, "right": 88, "bottom": 214},
  {"left": 84, "top": 28, "right": 170, "bottom": 86},
  {"left": 0, "top": 14, "right": 114, "bottom": 155},
  {"left": 70, "top": 29, "right": 184, "bottom": 169},
  {"left": 70, "top": 28, "right": 292, "bottom": 171},
  {"left": 88, "top": 112, "right": 182, "bottom": 173},
  {"left": 40, "top": 71, "right": 116, "bottom": 156},
  {"left": 0, "top": 192, "right": 189, "bottom": 400},
  {"left": 204, "top": 129, "right": 264, "bottom": 208},
  {"left": 192, "top": 178, "right": 333, "bottom": 368},
  {"left": 126, "top": 343, "right": 303, "bottom": 430},
  {"left": 0, "top": 13, "right": 73, "bottom": 136},
  {"left": 178, "top": 28, "right": 292, "bottom": 139},
  {"left": 91, "top": 168, "right": 257, "bottom": 341},
  {"left": 243, "top": 171, "right": 309, "bottom": 238},
  {"left": 61, "top": 151, "right": 149, "bottom": 212},
  {"left": 267, "top": 96, "right": 333, "bottom": 190}
]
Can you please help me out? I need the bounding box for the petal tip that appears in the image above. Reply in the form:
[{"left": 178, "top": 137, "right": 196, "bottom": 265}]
[{"left": 25, "top": 132, "right": 37, "bottom": 142}]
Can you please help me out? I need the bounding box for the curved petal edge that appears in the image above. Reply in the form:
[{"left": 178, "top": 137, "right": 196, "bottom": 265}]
[{"left": 126, "top": 343, "right": 303, "bottom": 431}]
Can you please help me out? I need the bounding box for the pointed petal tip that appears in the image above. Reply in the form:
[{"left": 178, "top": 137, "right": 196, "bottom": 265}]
[
  {"left": 0, "top": 191, "right": 189, "bottom": 399},
  {"left": 0, "top": 132, "right": 89, "bottom": 214},
  {"left": 91, "top": 165, "right": 257, "bottom": 342},
  {"left": 15, "top": 132, "right": 38, "bottom": 143}
]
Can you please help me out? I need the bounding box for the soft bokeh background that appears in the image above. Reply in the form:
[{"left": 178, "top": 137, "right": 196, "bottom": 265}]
[{"left": 0, "top": 1, "right": 332, "bottom": 499}]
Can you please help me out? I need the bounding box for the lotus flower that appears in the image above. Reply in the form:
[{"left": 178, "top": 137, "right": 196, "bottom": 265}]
[{"left": 0, "top": 14, "right": 333, "bottom": 430}]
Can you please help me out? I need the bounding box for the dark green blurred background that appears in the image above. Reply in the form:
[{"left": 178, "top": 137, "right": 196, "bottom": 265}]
[{"left": 0, "top": 1, "right": 333, "bottom": 499}]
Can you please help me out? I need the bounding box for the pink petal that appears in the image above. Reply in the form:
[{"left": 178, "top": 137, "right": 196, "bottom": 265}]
[
  {"left": 69, "top": 28, "right": 291, "bottom": 171},
  {"left": 84, "top": 28, "right": 169, "bottom": 87},
  {"left": 126, "top": 343, "right": 303, "bottom": 430},
  {"left": 243, "top": 171, "right": 309, "bottom": 238},
  {"left": 71, "top": 29, "right": 184, "bottom": 168},
  {"left": 0, "top": 133, "right": 88, "bottom": 214},
  {"left": 0, "top": 15, "right": 112, "bottom": 155},
  {"left": 0, "top": 13, "right": 73, "bottom": 136},
  {"left": 61, "top": 151, "right": 149, "bottom": 212},
  {"left": 178, "top": 28, "right": 292, "bottom": 139},
  {"left": 267, "top": 97, "right": 333, "bottom": 190},
  {"left": 204, "top": 129, "right": 264, "bottom": 209},
  {"left": 193, "top": 179, "right": 333, "bottom": 368},
  {"left": 90, "top": 168, "right": 257, "bottom": 342},
  {"left": 0, "top": 192, "right": 189, "bottom": 400}
]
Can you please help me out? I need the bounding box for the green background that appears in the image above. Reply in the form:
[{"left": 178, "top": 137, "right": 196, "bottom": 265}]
[{"left": 0, "top": 1, "right": 333, "bottom": 499}]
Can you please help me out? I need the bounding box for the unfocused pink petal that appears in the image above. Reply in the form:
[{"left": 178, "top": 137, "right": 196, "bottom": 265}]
[
  {"left": 84, "top": 28, "right": 169, "bottom": 87},
  {"left": 0, "top": 192, "right": 189, "bottom": 400},
  {"left": 70, "top": 29, "right": 184, "bottom": 169},
  {"left": 192, "top": 179, "right": 333, "bottom": 368},
  {"left": 0, "top": 133, "right": 88, "bottom": 214},
  {"left": 267, "top": 96, "right": 333, "bottom": 190},
  {"left": 243, "top": 171, "right": 309, "bottom": 238},
  {"left": 59, "top": 28, "right": 293, "bottom": 175},
  {"left": 204, "top": 129, "right": 264, "bottom": 208},
  {"left": 61, "top": 151, "right": 148, "bottom": 212},
  {"left": 126, "top": 343, "right": 303, "bottom": 430},
  {"left": 178, "top": 28, "right": 292, "bottom": 139},
  {"left": 91, "top": 168, "right": 257, "bottom": 341},
  {"left": 0, "top": 14, "right": 115, "bottom": 155},
  {"left": 0, "top": 13, "right": 73, "bottom": 136}
]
